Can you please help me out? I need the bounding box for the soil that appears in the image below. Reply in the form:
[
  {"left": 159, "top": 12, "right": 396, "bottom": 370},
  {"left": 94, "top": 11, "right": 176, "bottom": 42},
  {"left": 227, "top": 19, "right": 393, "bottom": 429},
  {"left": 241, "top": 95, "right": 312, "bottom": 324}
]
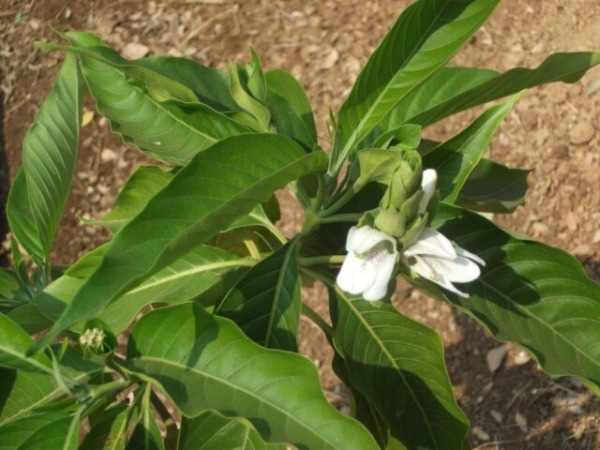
[{"left": 1, "top": 0, "right": 600, "bottom": 448}]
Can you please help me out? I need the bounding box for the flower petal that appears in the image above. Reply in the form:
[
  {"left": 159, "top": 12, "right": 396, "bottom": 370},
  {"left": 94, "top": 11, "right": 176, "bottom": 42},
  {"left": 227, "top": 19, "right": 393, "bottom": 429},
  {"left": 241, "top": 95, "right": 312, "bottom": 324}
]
[
  {"left": 362, "top": 251, "right": 396, "bottom": 301},
  {"left": 337, "top": 252, "right": 377, "bottom": 295},
  {"left": 408, "top": 255, "right": 469, "bottom": 298},
  {"left": 456, "top": 246, "right": 486, "bottom": 266},
  {"left": 418, "top": 169, "right": 437, "bottom": 214},
  {"left": 404, "top": 228, "right": 456, "bottom": 259},
  {"left": 422, "top": 254, "right": 481, "bottom": 283},
  {"left": 346, "top": 225, "right": 396, "bottom": 254}
]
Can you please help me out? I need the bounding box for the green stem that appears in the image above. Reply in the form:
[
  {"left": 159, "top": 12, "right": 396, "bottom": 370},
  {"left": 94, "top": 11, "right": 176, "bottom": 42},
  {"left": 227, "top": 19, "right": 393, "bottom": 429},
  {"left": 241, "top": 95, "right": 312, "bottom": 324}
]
[
  {"left": 319, "top": 213, "right": 361, "bottom": 224},
  {"left": 301, "top": 303, "right": 333, "bottom": 337},
  {"left": 311, "top": 173, "right": 327, "bottom": 214},
  {"left": 90, "top": 378, "right": 129, "bottom": 400},
  {"left": 298, "top": 255, "right": 346, "bottom": 266},
  {"left": 319, "top": 182, "right": 364, "bottom": 217}
]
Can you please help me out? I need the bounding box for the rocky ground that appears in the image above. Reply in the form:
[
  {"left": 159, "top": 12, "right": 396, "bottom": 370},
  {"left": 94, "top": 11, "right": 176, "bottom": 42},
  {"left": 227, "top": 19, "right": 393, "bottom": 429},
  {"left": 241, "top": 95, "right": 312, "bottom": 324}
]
[{"left": 1, "top": 0, "right": 599, "bottom": 448}]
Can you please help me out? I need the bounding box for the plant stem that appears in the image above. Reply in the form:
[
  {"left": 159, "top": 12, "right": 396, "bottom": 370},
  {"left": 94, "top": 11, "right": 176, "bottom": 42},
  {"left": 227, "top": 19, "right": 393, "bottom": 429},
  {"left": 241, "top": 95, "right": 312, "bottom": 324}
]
[
  {"left": 319, "top": 182, "right": 363, "bottom": 217},
  {"left": 319, "top": 213, "right": 361, "bottom": 224},
  {"left": 311, "top": 173, "right": 327, "bottom": 214},
  {"left": 90, "top": 378, "right": 129, "bottom": 400},
  {"left": 301, "top": 303, "right": 332, "bottom": 336},
  {"left": 298, "top": 255, "right": 346, "bottom": 266}
]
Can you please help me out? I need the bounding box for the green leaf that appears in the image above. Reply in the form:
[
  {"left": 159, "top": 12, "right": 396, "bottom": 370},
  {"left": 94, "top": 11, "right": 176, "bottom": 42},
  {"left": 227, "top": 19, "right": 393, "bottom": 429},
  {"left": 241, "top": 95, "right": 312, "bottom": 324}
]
[
  {"left": 423, "top": 95, "right": 519, "bottom": 203},
  {"left": 0, "top": 411, "right": 80, "bottom": 450},
  {"left": 456, "top": 158, "right": 531, "bottom": 213},
  {"left": 125, "top": 303, "right": 379, "bottom": 450},
  {"left": 34, "top": 244, "right": 253, "bottom": 334},
  {"left": 7, "top": 303, "right": 52, "bottom": 335},
  {"left": 81, "top": 403, "right": 132, "bottom": 450},
  {"left": 126, "top": 389, "right": 164, "bottom": 450},
  {"left": 328, "top": 286, "right": 469, "bottom": 450},
  {"left": 393, "top": 52, "right": 600, "bottom": 128},
  {"left": 333, "top": 0, "right": 500, "bottom": 170},
  {"left": 228, "top": 59, "right": 270, "bottom": 132},
  {"left": 30, "top": 134, "right": 328, "bottom": 353},
  {"left": 371, "top": 123, "right": 421, "bottom": 150},
  {"left": 178, "top": 410, "right": 288, "bottom": 450},
  {"left": 64, "top": 32, "right": 249, "bottom": 166},
  {"left": 85, "top": 166, "right": 173, "bottom": 233},
  {"left": 265, "top": 69, "right": 317, "bottom": 148},
  {"left": 0, "top": 349, "right": 102, "bottom": 426},
  {"left": 7, "top": 55, "right": 83, "bottom": 263},
  {"left": 217, "top": 240, "right": 302, "bottom": 351},
  {"left": 426, "top": 205, "right": 600, "bottom": 391},
  {"left": 0, "top": 315, "right": 51, "bottom": 374},
  {"left": 356, "top": 148, "right": 403, "bottom": 186}
]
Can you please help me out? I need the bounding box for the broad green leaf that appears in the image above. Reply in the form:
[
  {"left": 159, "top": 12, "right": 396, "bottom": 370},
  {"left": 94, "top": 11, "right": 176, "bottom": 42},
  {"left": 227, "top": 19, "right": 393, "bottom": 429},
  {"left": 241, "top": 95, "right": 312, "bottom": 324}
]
[
  {"left": 456, "top": 158, "right": 530, "bottom": 213},
  {"left": 356, "top": 148, "right": 403, "bottom": 186},
  {"left": 178, "top": 410, "right": 287, "bottom": 450},
  {"left": 371, "top": 123, "right": 421, "bottom": 150},
  {"left": 7, "top": 303, "right": 52, "bottom": 335},
  {"left": 0, "top": 315, "right": 51, "bottom": 374},
  {"left": 217, "top": 240, "right": 302, "bottom": 351},
  {"left": 266, "top": 69, "right": 317, "bottom": 148},
  {"left": 425, "top": 205, "right": 600, "bottom": 391},
  {"left": 65, "top": 32, "right": 249, "bottom": 166},
  {"left": 423, "top": 95, "right": 519, "bottom": 203},
  {"left": 81, "top": 403, "right": 132, "bottom": 450},
  {"left": 34, "top": 244, "right": 253, "bottom": 334},
  {"left": 329, "top": 287, "right": 469, "bottom": 450},
  {"left": 228, "top": 59, "right": 270, "bottom": 132},
  {"left": 0, "top": 411, "right": 80, "bottom": 450},
  {"left": 333, "top": 0, "right": 500, "bottom": 170},
  {"left": 86, "top": 166, "right": 173, "bottom": 233},
  {"left": 7, "top": 55, "right": 82, "bottom": 263},
  {"left": 126, "top": 389, "right": 164, "bottom": 450},
  {"left": 0, "top": 349, "right": 101, "bottom": 426},
  {"left": 31, "top": 134, "right": 328, "bottom": 353},
  {"left": 394, "top": 52, "right": 600, "bottom": 128},
  {"left": 125, "top": 303, "right": 379, "bottom": 450}
]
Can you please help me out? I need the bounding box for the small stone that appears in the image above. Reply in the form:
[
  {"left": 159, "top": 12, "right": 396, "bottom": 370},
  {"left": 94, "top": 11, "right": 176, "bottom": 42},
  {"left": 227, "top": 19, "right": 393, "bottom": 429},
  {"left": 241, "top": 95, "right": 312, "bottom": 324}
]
[
  {"left": 565, "top": 212, "right": 578, "bottom": 232},
  {"left": 471, "top": 426, "right": 490, "bottom": 441},
  {"left": 545, "top": 84, "right": 568, "bottom": 104},
  {"left": 574, "top": 244, "right": 591, "bottom": 255},
  {"left": 568, "top": 405, "right": 584, "bottom": 415},
  {"left": 515, "top": 412, "right": 528, "bottom": 432},
  {"left": 82, "top": 110, "right": 95, "bottom": 127},
  {"left": 101, "top": 148, "right": 118, "bottom": 162},
  {"left": 513, "top": 350, "right": 531, "bottom": 365},
  {"left": 569, "top": 122, "right": 595, "bottom": 145},
  {"left": 490, "top": 410, "right": 503, "bottom": 423},
  {"left": 585, "top": 79, "right": 600, "bottom": 96},
  {"left": 592, "top": 230, "right": 600, "bottom": 243},
  {"left": 486, "top": 345, "right": 508, "bottom": 373},
  {"left": 531, "top": 43, "right": 544, "bottom": 54},
  {"left": 551, "top": 144, "right": 569, "bottom": 159},
  {"left": 29, "top": 18, "right": 41, "bottom": 30},
  {"left": 531, "top": 222, "right": 550, "bottom": 238},
  {"left": 499, "top": 133, "right": 510, "bottom": 147},
  {"left": 521, "top": 110, "right": 537, "bottom": 130},
  {"left": 320, "top": 48, "right": 339, "bottom": 70},
  {"left": 122, "top": 42, "right": 150, "bottom": 60}
]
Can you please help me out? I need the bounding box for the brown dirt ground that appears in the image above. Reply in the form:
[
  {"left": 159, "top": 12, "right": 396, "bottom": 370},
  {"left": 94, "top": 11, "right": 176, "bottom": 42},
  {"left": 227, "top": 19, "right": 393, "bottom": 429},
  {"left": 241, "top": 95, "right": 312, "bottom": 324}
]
[{"left": 1, "top": 0, "right": 600, "bottom": 448}]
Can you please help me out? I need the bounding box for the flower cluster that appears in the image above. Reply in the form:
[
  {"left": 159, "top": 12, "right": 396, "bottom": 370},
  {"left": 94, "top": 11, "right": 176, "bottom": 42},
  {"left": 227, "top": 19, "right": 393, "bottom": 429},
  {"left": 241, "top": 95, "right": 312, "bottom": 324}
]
[{"left": 337, "top": 169, "right": 485, "bottom": 300}]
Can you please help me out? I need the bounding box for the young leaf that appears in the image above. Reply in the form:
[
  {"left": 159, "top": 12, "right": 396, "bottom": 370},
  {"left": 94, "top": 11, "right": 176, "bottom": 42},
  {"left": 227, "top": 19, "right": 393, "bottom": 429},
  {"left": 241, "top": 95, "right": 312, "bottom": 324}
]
[
  {"left": 423, "top": 205, "right": 600, "bottom": 391},
  {"left": 333, "top": 0, "right": 500, "bottom": 171},
  {"left": 265, "top": 69, "right": 317, "bottom": 149},
  {"left": 7, "top": 54, "right": 83, "bottom": 263},
  {"left": 423, "top": 95, "right": 520, "bottom": 203},
  {"left": 124, "top": 303, "right": 379, "bottom": 450},
  {"left": 64, "top": 32, "right": 249, "bottom": 166},
  {"left": 178, "top": 410, "right": 287, "bottom": 450},
  {"left": 30, "top": 134, "right": 328, "bottom": 354},
  {"left": 456, "top": 158, "right": 531, "bottom": 213},
  {"left": 392, "top": 52, "right": 600, "bottom": 128},
  {"left": 80, "top": 402, "right": 132, "bottom": 450},
  {"left": 217, "top": 240, "right": 302, "bottom": 351},
  {"left": 0, "top": 411, "right": 80, "bottom": 450},
  {"left": 328, "top": 287, "right": 469, "bottom": 450}
]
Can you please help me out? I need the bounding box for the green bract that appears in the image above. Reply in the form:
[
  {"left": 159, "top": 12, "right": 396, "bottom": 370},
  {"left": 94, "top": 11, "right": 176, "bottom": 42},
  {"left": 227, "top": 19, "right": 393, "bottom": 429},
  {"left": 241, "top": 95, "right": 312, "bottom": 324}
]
[{"left": 2, "top": 1, "right": 599, "bottom": 448}]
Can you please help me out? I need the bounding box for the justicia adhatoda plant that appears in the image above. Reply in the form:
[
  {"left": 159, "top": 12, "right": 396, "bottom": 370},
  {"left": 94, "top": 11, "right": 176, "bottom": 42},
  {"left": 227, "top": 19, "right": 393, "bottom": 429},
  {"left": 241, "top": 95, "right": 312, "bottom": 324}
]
[{"left": 1, "top": 0, "right": 600, "bottom": 449}]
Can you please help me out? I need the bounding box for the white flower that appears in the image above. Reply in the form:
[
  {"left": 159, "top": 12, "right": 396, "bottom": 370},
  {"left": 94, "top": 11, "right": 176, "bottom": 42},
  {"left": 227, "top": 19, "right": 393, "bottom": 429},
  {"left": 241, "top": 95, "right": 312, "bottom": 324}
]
[
  {"left": 404, "top": 228, "right": 485, "bottom": 298},
  {"left": 418, "top": 169, "right": 437, "bottom": 214},
  {"left": 337, "top": 226, "right": 398, "bottom": 301}
]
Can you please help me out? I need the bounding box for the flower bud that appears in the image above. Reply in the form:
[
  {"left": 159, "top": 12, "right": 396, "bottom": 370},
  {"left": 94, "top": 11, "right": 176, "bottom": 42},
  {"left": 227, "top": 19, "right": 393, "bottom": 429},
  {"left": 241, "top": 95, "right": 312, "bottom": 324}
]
[{"left": 79, "top": 328, "right": 105, "bottom": 351}]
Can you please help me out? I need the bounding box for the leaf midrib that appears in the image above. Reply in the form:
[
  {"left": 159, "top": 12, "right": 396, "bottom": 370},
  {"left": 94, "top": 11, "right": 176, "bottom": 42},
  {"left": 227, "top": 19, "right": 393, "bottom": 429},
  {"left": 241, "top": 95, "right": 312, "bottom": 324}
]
[
  {"left": 134, "top": 356, "right": 340, "bottom": 450},
  {"left": 264, "top": 243, "right": 295, "bottom": 348},
  {"left": 337, "top": 291, "right": 438, "bottom": 449}
]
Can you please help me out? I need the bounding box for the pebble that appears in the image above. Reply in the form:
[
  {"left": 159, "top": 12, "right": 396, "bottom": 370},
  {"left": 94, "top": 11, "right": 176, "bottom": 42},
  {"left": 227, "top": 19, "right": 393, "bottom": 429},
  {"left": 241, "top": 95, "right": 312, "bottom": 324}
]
[
  {"left": 565, "top": 212, "right": 578, "bottom": 231},
  {"left": 592, "top": 230, "right": 600, "bottom": 244},
  {"left": 101, "top": 148, "right": 118, "bottom": 162},
  {"left": 471, "top": 426, "right": 490, "bottom": 441},
  {"left": 490, "top": 409, "right": 503, "bottom": 423},
  {"left": 513, "top": 350, "right": 531, "bottom": 365},
  {"left": 486, "top": 345, "right": 508, "bottom": 373},
  {"left": 569, "top": 122, "right": 595, "bottom": 145},
  {"left": 585, "top": 79, "right": 600, "bottom": 96},
  {"left": 551, "top": 144, "right": 569, "bottom": 159},
  {"left": 531, "top": 222, "right": 550, "bottom": 238},
  {"left": 515, "top": 412, "right": 528, "bottom": 432},
  {"left": 122, "top": 42, "right": 150, "bottom": 59},
  {"left": 320, "top": 48, "right": 339, "bottom": 70}
]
